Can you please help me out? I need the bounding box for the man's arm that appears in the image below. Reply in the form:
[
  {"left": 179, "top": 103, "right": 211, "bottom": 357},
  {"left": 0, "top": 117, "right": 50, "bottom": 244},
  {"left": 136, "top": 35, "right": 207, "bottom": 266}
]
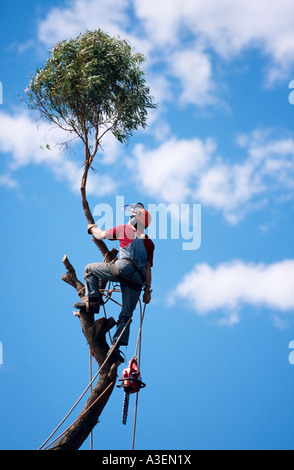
[
  {"left": 146, "top": 261, "right": 152, "bottom": 288},
  {"left": 143, "top": 261, "right": 152, "bottom": 304},
  {"left": 88, "top": 224, "right": 106, "bottom": 240}
]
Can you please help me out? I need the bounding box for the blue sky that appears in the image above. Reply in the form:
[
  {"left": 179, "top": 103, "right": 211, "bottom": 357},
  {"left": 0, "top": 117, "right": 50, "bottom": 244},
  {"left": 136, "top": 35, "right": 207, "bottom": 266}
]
[{"left": 1, "top": 0, "right": 294, "bottom": 451}]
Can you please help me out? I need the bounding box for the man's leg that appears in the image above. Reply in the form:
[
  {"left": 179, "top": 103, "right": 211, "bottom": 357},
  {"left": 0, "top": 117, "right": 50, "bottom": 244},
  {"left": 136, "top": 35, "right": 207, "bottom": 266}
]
[
  {"left": 75, "top": 262, "right": 118, "bottom": 313},
  {"left": 84, "top": 262, "right": 117, "bottom": 297},
  {"left": 113, "top": 283, "right": 141, "bottom": 346}
]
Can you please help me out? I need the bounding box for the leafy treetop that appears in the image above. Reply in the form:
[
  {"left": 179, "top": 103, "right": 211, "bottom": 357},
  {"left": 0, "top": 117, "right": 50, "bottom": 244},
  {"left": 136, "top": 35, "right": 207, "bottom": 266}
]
[{"left": 25, "top": 29, "right": 156, "bottom": 146}]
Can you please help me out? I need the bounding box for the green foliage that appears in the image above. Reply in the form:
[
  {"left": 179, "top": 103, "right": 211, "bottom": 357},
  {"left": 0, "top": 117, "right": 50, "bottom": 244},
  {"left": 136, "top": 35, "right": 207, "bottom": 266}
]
[{"left": 25, "top": 29, "right": 156, "bottom": 145}]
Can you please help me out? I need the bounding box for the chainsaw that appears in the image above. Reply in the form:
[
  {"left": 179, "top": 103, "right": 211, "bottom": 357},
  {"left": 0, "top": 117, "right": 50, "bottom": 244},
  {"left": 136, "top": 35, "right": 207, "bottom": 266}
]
[{"left": 117, "top": 356, "right": 146, "bottom": 424}]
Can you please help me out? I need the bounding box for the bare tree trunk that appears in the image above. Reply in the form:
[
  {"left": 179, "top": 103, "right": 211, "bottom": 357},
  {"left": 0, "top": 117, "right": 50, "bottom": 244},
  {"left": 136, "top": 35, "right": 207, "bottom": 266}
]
[{"left": 48, "top": 256, "right": 121, "bottom": 450}]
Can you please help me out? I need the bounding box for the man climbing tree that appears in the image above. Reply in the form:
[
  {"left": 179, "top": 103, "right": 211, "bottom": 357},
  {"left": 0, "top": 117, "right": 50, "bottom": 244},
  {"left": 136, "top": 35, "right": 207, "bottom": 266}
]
[
  {"left": 74, "top": 203, "right": 154, "bottom": 354},
  {"left": 24, "top": 29, "right": 156, "bottom": 450}
]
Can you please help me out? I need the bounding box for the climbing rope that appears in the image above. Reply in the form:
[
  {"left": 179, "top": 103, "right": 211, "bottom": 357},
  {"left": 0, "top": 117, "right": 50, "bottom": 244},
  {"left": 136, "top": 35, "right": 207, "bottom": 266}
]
[
  {"left": 89, "top": 348, "right": 93, "bottom": 450},
  {"left": 131, "top": 300, "right": 146, "bottom": 450},
  {"left": 41, "top": 379, "right": 116, "bottom": 450}
]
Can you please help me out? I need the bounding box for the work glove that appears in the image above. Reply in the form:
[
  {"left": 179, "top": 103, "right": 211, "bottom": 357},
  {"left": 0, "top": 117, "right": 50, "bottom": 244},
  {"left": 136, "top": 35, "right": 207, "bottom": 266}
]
[
  {"left": 87, "top": 223, "right": 97, "bottom": 234},
  {"left": 143, "top": 288, "right": 152, "bottom": 304}
]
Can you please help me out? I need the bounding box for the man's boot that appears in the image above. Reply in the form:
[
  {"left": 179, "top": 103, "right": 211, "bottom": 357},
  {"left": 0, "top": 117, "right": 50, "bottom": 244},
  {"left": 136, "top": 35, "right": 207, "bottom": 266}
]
[{"left": 74, "top": 295, "right": 102, "bottom": 314}]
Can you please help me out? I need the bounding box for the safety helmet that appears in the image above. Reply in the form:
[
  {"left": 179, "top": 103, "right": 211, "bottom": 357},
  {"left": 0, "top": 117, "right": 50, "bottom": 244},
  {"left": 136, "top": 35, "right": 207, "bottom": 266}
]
[{"left": 124, "top": 203, "right": 151, "bottom": 229}]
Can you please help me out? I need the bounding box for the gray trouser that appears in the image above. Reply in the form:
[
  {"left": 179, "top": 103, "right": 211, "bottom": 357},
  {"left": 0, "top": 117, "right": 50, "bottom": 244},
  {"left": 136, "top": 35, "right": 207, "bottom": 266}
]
[{"left": 84, "top": 260, "right": 142, "bottom": 346}]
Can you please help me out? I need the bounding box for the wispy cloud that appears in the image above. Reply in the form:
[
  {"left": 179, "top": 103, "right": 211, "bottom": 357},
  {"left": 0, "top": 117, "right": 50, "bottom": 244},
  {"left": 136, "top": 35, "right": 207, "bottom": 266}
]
[
  {"left": 1, "top": 109, "right": 293, "bottom": 225},
  {"left": 170, "top": 259, "right": 294, "bottom": 326},
  {"left": 131, "top": 130, "right": 294, "bottom": 224},
  {"left": 35, "top": 0, "right": 294, "bottom": 113},
  {"left": 134, "top": 0, "right": 294, "bottom": 85},
  {"left": 167, "top": 46, "right": 216, "bottom": 107},
  {"left": 0, "top": 173, "right": 19, "bottom": 190},
  {"left": 37, "top": 0, "right": 131, "bottom": 47},
  {"left": 0, "top": 110, "right": 118, "bottom": 196},
  {"left": 131, "top": 136, "right": 215, "bottom": 203}
]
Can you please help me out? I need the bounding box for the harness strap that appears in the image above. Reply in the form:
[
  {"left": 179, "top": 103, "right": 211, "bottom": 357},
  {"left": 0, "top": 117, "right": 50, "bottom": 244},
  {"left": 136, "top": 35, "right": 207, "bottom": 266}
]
[
  {"left": 121, "top": 258, "right": 146, "bottom": 284},
  {"left": 109, "top": 260, "right": 145, "bottom": 292}
]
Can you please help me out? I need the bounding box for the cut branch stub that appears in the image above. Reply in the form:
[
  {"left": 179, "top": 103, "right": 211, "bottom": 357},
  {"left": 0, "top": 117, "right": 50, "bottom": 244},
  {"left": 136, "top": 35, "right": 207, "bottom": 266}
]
[{"left": 62, "top": 255, "right": 85, "bottom": 298}]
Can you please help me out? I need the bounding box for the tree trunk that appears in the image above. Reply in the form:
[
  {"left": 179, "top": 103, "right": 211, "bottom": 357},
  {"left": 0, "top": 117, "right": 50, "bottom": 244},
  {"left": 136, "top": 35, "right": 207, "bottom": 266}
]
[{"left": 47, "top": 256, "right": 121, "bottom": 450}]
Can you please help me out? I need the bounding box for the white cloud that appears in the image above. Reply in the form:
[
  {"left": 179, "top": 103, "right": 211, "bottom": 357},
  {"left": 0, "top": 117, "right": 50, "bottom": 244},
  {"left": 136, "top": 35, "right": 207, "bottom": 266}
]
[
  {"left": 0, "top": 111, "right": 65, "bottom": 168},
  {"left": 35, "top": 0, "right": 294, "bottom": 112},
  {"left": 133, "top": 0, "right": 294, "bottom": 100},
  {"left": 0, "top": 173, "right": 19, "bottom": 190},
  {"left": 168, "top": 46, "right": 216, "bottom": 107},
  {"left": 3, "top": 111, "right": 291, "bottom": 224},
  {"left": 0, "top": 110, "right": 118, "bottom": 196},
  {"left": 38, "top": 0, "right": 131, "bottom": 47},
  {"left": 135, "top": 0, "right": 294, "bottom": 69},
  {"left": 131, "top": 130, "right": 294, "bottom": 224},
  {"left": 170, "top": 259, "right": 294, "bottom": 325},
  {"left": 238, "top": 130, "right": 294, "bottom": 191},
  {"left": 37, "top": 0, "right": 152, "bottom": 62},
  {"left": 132, "top": 137, "right": 216, "bottom": 203}
]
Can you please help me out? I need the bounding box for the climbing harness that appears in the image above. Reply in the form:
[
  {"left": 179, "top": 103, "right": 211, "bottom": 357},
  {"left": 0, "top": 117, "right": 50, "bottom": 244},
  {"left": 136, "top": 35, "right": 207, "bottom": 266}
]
[
  {"left": 108, "top": 249, "right": 147, "bottom": 292},
  {"left": 38, "top": 281, "right": 148, "bottom": 451},
  {"left": 109, "top": 261, "right": 144, "bottom": 291}
]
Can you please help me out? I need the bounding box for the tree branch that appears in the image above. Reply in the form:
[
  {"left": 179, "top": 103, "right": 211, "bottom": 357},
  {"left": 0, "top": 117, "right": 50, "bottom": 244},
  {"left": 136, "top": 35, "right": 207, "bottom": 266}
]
[
  {"left": 62, "top": 255, "right": 85, "bottom": 296},
  {"left": 80, "top": 143, "right": 118, "bottom": 263}
]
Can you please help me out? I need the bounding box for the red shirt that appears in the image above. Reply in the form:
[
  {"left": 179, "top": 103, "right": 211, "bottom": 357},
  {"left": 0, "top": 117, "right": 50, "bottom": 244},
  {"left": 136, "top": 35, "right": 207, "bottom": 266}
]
[{"left": 104, "top": 224, "right": 155, "bottom": 267}]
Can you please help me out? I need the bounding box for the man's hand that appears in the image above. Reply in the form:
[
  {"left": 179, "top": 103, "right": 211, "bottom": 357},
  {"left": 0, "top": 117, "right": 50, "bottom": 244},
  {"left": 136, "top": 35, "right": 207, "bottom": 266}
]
[
  {"left": 87, "top": 223, "right": 96, "bottom": 234},
  {"left": 89, "top": 225, "right": 106, "bottom": 240},
  {"left": 143, "top": 287, "right": 152, "bottom": 304}
]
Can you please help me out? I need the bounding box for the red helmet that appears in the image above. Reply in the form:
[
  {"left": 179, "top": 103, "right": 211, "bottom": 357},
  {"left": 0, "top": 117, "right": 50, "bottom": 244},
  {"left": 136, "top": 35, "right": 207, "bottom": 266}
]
[
  {"left": 131, "top": 207, "right": 151, "bottom": 229},
  {"left": 127, "top": 203, "right": 151, "bottom": 229}
]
